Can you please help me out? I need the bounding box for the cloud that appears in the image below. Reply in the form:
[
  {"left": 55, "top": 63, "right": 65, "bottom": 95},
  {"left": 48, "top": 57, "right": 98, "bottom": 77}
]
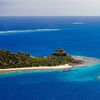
[{"left": 0, "top": 0, "right": 100, "bottom": 16}]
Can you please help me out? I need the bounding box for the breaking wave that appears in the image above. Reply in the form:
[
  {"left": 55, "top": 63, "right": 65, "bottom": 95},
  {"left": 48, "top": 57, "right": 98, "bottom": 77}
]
[
  {"left": 72, "top": 22, "right": 84, "bottom": 25},
  {"left": 0, "top": 29, "right": 61, "bottom": 34}
]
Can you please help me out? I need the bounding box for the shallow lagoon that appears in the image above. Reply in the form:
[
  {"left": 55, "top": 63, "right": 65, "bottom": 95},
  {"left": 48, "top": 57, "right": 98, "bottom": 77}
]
[{"left": 0, "top": 63, "right": 100, "bottom": 100}]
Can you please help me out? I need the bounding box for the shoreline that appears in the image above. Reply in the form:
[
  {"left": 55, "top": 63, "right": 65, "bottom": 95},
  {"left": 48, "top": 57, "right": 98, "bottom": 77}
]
[
  {"left": 0, "top": 64, "right": 72, "bottom": 74},
  {"left": 0, "top": 56, "right": 100, "bottom": 74}
]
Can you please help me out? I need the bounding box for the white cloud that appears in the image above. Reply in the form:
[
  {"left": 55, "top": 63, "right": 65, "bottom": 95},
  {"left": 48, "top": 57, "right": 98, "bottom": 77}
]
[{"left": 0, "top": 0, "right": 100, "bottom": 16}]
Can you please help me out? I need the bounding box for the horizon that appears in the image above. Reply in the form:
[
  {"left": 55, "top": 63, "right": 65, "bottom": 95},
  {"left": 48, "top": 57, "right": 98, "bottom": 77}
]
[{"left": 0, "top": 15, "right": 100, "bottom": 17}]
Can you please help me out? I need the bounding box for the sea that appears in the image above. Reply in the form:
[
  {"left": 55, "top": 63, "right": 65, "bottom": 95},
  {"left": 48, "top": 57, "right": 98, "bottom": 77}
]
[{"left": 0, "top": 16, "right": 100, "bottom": 100}]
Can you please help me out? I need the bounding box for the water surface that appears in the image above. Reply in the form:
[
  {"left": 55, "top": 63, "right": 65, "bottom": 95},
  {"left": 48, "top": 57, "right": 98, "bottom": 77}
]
[{"left": 0, "top": 16, "right": 100, "bottom": 100}]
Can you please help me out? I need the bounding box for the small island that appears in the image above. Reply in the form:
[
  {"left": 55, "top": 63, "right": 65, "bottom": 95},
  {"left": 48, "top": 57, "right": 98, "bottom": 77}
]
[
  {"left": 0, "top": 48, "right": 100, "bottom": 73},
  {"left": 0, "top": 48, "right": 78, "bottom": 68}
]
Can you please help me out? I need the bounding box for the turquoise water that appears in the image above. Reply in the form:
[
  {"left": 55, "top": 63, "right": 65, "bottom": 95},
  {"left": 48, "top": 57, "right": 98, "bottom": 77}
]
[
  {"left": 0, "top": 16, "right": 100, "bottom": 100},
  {"left": 59, "top": 63, "right": 100, "bottom": 82},
  {"left": 0, "top": 64, "right": 100, "bottom": 100}
]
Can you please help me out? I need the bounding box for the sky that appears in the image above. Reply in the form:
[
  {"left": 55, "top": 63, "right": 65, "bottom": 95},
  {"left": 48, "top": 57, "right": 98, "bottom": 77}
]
[{"left": 0, "top": 0, "right": 100, "bottom": 16}]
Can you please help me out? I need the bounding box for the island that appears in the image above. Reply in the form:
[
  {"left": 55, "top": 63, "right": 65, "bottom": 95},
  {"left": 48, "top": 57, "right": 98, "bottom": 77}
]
[{"left": 0, "top": 48, "right": 100, "bottom": 73}]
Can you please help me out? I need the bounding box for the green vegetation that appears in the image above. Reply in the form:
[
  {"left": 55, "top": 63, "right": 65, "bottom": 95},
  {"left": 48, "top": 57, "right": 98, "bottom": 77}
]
[{"left": 0, "top": 48, "right": 77, "bottom": 69}]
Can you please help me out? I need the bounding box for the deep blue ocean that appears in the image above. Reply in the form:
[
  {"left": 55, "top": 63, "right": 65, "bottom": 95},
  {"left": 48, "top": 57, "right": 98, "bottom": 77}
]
[{"left": 0, "top": 16, "right": 100, "bottom": 100}]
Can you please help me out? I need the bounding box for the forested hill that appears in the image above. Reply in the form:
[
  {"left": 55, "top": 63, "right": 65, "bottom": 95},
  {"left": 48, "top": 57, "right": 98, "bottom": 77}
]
[{"left": 0, "top": 48, "right": 77, "bottom": 69}]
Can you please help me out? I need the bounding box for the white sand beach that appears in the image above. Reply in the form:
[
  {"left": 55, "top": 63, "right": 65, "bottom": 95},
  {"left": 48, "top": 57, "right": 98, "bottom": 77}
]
[{"left": 0, "top": 64, "right": 72, "bottom": 74}]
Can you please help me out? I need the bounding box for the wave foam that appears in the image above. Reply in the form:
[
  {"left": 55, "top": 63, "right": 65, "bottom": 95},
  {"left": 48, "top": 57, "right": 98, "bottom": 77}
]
[
  {"left": 0, "top": 29, "right": 61, "bottom": 34},
  {"left": 72, "top": 22, "right": 84, "bottom": 25}
]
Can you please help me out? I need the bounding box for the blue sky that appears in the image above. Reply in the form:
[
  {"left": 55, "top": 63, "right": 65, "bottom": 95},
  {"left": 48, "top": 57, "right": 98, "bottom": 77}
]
[{"left": 0, "top": 0, "right": 100, "bottom": 16}]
